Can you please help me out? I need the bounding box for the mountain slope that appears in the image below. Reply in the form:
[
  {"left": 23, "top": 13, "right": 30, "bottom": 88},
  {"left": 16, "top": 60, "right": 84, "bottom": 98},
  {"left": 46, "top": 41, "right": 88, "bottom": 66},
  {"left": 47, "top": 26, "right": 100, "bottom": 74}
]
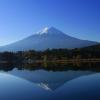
[{"left": 0, "top": 27, "right": 98, "bottom": 51}]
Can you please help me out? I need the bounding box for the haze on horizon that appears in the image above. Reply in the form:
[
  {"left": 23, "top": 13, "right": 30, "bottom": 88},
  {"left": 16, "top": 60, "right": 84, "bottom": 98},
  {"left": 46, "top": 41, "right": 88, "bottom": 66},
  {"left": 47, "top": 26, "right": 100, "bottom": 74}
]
[{"left": 0, "top": 0, "right": 100, "bottom": 46}]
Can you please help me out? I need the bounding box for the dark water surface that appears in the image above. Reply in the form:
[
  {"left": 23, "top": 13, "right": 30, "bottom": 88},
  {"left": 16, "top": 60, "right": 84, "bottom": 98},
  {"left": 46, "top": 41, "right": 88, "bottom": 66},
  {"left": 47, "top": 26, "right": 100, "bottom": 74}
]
[{"left": 0, "top": 63, "right": 100, "bottom": 100}]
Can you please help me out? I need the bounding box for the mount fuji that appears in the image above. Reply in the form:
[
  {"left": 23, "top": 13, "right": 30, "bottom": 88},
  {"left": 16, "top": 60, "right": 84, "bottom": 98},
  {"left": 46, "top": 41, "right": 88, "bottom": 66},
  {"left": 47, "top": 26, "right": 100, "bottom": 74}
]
[{"left": 0, "top": 27, "right": 98, "bottom": 51}]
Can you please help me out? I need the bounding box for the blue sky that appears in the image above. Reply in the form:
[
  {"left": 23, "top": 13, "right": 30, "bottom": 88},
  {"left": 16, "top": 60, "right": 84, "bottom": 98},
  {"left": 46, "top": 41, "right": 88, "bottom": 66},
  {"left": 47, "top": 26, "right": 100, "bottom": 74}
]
[{"left": 0, "top": 0, "right": 100, "bottom": 46}]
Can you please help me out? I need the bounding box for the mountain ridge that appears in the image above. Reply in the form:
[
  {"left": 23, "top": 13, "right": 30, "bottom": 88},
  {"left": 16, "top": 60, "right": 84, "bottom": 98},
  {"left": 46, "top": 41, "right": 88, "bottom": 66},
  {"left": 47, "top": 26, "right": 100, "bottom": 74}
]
[{"left": 0, "top": 27, "right": 98, "bottom": 51}]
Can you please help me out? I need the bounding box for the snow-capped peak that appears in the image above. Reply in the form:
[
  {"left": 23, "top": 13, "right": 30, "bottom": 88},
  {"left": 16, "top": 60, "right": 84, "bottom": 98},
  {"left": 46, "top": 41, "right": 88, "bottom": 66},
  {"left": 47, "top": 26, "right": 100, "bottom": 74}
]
[
  {"left": 37, "top": 26, "right": 65, "bottom": 35},
  {"left": 36, "top": 27, "right": 49, "bottom": 35},
  {"left": 38, "top": 27, "right": 50, "bottom": 35},
  {"left": 41, "top": 27, "right": 49, "bottom": 33}
]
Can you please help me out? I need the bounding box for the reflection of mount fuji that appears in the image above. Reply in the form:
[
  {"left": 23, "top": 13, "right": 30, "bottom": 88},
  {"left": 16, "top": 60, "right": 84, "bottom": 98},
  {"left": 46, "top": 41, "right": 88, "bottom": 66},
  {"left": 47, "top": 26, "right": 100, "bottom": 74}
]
[
  {"left": 9, "top": 69, "right": 93, "bottom": 91},
  {"left": 0, "top": 27, "right": 98, "bottom": 51}
]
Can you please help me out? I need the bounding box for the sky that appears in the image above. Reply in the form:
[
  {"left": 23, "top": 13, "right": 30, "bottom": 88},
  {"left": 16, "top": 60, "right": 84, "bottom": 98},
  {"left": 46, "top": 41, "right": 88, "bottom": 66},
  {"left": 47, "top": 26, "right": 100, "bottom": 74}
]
[{"left": 0, "top": 0, "right": 100, "bottom": 46}]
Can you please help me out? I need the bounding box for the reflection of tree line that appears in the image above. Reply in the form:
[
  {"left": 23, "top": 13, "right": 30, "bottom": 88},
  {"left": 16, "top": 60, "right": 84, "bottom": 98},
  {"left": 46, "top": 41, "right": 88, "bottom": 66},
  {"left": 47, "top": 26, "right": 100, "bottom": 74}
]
[{"left": 0, "top": 62, "right": 100, "bottom": 72}]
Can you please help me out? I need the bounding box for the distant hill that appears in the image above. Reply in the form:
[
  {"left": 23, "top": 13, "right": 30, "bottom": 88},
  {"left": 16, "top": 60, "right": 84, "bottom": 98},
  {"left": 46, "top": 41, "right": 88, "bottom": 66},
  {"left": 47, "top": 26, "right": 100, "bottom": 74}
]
[{"left": 82, "top": 44, "right": 100, "bottom": 51}]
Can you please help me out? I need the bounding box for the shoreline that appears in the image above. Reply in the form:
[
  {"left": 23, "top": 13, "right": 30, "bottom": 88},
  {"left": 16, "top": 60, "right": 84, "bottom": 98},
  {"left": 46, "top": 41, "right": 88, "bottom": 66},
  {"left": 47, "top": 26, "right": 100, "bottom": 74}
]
[{"left": 0, "top": 58, "right": 100, "bottom": 64}]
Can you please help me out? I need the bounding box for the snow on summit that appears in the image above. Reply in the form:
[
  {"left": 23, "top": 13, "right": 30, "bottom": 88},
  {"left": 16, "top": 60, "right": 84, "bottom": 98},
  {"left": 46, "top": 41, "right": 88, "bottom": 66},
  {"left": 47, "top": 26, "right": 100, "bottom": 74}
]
[
  {"left": 37, "top": 27, "right": 49, "bottom": 35},
  {"left": 37, "top": 27, "right": 65, "bottom": 35},
  {"left": 41, "top": 27, "right": 49, "bottom": 33}
]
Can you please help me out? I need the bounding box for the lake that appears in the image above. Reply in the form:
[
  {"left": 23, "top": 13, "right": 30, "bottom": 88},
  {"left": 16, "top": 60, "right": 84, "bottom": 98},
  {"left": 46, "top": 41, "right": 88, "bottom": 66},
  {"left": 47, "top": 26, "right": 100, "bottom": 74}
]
[{"left": 0, "top": 63, "right": 100, "bottom": 100}]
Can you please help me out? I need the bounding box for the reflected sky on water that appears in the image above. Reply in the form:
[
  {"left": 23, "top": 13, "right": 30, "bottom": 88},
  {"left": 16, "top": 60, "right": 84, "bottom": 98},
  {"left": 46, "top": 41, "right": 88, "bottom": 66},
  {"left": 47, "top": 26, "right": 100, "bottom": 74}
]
[{"left": 0, "top": 63, "right": 100, "bottom": 100}]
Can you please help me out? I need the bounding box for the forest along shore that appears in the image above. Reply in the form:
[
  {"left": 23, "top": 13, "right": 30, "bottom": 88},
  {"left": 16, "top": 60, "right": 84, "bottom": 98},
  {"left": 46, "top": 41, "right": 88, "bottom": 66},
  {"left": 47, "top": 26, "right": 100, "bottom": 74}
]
[{"left": 22, "top": 58, "right": 100, "bottom": 64}]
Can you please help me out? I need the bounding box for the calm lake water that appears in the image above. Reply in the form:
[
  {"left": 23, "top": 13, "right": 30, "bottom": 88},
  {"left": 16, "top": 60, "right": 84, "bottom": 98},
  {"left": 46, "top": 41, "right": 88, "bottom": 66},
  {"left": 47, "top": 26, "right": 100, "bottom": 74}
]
[{"left": 0, "top": 63, "right": 100, "bottom": 100}]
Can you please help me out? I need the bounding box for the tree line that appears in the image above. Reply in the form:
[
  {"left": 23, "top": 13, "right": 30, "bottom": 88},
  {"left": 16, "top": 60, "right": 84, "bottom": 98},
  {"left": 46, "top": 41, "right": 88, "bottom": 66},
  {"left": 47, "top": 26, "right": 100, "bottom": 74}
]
[{"left": 0, "top": 44, "right": 100, "bottom": 63}]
